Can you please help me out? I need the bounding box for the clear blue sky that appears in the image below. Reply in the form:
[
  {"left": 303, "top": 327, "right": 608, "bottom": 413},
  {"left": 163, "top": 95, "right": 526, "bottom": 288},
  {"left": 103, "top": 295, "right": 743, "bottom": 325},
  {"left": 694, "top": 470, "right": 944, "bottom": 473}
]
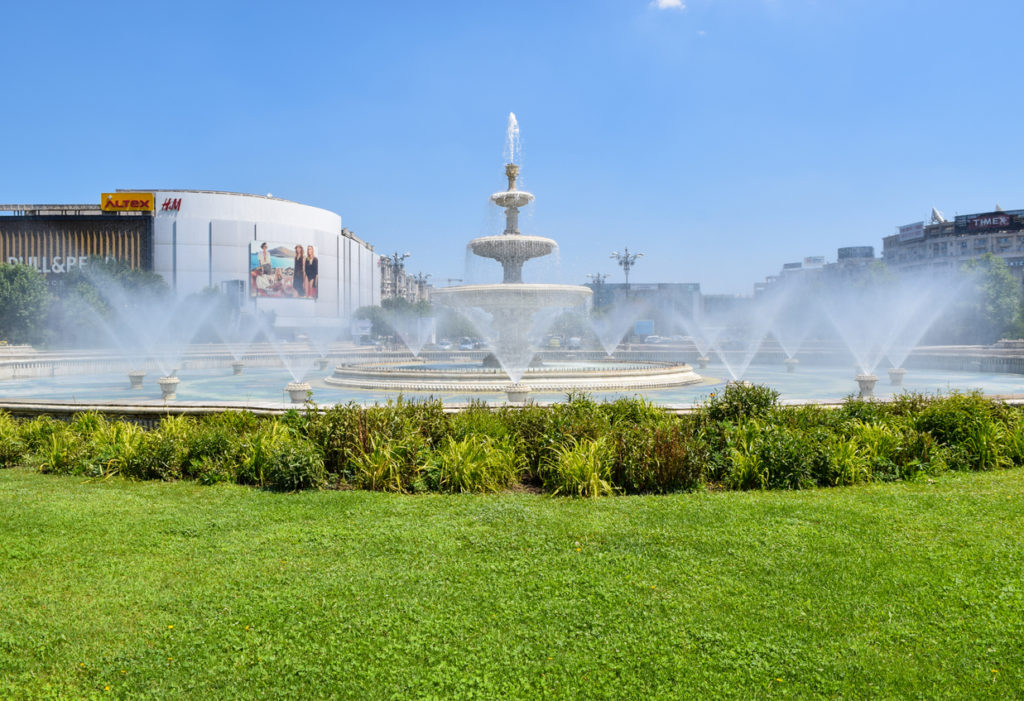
[{"left": 2, "top": 1, "right": 1022, "bottom": 294}]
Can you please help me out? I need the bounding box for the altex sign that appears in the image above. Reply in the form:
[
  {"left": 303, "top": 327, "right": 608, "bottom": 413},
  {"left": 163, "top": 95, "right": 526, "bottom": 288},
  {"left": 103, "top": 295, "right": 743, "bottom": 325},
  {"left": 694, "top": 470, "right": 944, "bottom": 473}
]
[{"left": 101, "top": 192, "right": 154, "bottom": 212}]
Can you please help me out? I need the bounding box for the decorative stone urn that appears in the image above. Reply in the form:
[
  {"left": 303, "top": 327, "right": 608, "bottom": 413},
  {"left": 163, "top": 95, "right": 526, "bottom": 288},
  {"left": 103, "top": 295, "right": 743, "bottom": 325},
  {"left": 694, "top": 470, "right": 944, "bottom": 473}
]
[
  {"left": 855, "top": 374, "right": 878, "bottom": 398},
  {"left": 286, "top": 382, "right": 311, "bottom": 404},
  {"left": 158, "top": 376, "right": 180, "bottom": 401},
  {"left": 785, "top": 358, "right": 799, "bottom": 373},
  {"left": 128, "top": 370, "right": 145, "bottom": 389},
  {"left": 888, "top": 367, "right": 906, "bottom": 386},
  {"left": 316, "top": 358, "right": 330, "bottom": 371},
  {"left": 231, "top": 361, "right": 245, "bottom": 375},
  {"left": 505, "top": 383, "right": 530, "bottom": 403},
  {"left": 697, "top": 355, "right": 709, "bottom": 369}
]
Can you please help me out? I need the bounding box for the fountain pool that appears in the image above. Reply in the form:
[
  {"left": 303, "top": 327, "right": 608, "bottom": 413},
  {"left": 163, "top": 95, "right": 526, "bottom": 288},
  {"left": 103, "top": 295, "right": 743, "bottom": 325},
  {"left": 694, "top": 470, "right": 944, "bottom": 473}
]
[{"left": 2, "top": 360, "right": 1022, "bottom": 409}]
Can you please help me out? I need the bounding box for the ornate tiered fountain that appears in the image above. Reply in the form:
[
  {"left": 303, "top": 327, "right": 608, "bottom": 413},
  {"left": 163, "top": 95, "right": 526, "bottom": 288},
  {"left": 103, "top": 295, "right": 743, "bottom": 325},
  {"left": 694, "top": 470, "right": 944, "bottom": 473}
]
[{"left": 326, "top": 152, "right": 702, "bottom": 402}]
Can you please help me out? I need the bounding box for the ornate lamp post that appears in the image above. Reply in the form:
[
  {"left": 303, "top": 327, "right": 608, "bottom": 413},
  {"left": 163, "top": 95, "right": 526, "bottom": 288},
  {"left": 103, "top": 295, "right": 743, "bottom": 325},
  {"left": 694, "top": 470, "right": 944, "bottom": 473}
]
[
  {"left": 413, "top": 272, "right": 431, "bottom": 301},
  {"left": 386, "top": 252, "right": 410, "bottom": 298},
  {"left": 610, "top": 248, "right": 643, "bottom": 285}
]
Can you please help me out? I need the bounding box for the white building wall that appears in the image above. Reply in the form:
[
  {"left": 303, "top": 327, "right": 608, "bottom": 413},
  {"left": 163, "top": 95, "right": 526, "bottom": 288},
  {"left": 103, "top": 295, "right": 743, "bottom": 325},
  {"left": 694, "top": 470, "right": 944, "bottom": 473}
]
[{"left": 148, "top": 190, "right": 377, "bottom": 329}]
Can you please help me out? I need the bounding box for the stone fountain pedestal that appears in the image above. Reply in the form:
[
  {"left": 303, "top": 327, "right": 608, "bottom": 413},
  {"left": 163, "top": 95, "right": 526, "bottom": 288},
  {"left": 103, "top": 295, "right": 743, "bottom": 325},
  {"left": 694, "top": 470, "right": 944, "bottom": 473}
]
[
  {"left": 855, "top": 374, "right": 878, "bottom": 398},
  {"left": 128, "top": 370, "right": 145, "bottom": 389},
  {"left": 505, "top": 383, "right": 530, "bottom": 404},
  {"left": 286, "top": 382, "right": 311, "bottom": 404},
  {"left": 316, "top": 358, "right": 330, "bottom": 371},
  {"left": 697, "top": 355, "right": 709, "bottom": 369},
  {"left": 785, "top": 358, "right": 799, "bottom": 373},
  {"left": 158, "top": 376, "right": 180, "bottom": 401},
  {"left": 231, "top": 361, "right": 244, "bottom": 375},
  {"left": 888, "top": 367, "right": 906, "bottom": 386}
]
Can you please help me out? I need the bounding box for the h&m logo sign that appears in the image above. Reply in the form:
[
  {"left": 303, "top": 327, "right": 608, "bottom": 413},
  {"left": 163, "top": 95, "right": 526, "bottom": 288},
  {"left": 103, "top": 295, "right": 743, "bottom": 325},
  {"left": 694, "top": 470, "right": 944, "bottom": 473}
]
[{"left": 161, "top": 198, "right": 182, "bottom": 212}]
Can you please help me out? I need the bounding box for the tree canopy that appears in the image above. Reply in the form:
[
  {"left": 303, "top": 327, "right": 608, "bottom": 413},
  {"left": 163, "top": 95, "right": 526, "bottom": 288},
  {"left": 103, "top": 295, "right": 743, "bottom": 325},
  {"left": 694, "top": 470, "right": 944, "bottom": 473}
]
[{"left": 0, "top": 264, "right": 51, "bottom": 346}]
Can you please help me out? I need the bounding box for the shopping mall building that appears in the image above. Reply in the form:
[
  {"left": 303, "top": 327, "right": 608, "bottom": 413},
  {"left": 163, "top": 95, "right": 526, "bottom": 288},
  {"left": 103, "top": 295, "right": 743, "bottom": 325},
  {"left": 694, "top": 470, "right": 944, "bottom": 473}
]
[{"left": 0, "top": 190, "right": 380, "bottom": 328}]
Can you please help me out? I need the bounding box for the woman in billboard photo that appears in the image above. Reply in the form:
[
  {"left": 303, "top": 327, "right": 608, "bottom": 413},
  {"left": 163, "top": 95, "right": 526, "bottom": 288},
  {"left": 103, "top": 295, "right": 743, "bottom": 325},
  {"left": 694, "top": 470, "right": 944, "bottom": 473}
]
[
  {"left": 257, "top": 242, "right": 271, "bottom": 273},
  {"left": 292, "top": 244, "right": 306, "bottom": 297},
  {"left": 304, "top": 245, "right": 318, "bottom": 299}
]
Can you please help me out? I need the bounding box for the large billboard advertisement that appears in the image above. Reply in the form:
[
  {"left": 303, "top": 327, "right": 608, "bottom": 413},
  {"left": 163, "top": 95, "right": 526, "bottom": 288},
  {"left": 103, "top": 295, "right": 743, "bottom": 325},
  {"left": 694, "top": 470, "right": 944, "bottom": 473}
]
[
  {"left": 955, "top": 210, "right": 1024, "bottom": 234},
  {"left": 249, "top": 241, "right": 319, "bottom": 299}
]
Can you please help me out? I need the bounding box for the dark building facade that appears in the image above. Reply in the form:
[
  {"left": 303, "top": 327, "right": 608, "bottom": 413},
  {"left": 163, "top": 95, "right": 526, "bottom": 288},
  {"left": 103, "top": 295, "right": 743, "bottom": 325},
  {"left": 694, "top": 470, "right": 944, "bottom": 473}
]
[{"left": 0, "top": 205, "right": 153, "bottom": 285}]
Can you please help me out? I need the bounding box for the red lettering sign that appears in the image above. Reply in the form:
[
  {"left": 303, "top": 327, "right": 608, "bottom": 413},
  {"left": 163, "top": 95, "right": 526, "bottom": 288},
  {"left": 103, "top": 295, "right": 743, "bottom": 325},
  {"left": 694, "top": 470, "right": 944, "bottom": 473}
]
[{"left": 161, "top": 198, "right": 182, "bottom": 212}]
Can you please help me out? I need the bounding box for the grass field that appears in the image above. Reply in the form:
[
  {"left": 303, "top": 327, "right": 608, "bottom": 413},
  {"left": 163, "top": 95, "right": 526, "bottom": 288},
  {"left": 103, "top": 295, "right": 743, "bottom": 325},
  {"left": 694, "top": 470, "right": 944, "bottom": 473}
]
[{"left": 1, "top": 468, "right": 1022, "bottom": 699}]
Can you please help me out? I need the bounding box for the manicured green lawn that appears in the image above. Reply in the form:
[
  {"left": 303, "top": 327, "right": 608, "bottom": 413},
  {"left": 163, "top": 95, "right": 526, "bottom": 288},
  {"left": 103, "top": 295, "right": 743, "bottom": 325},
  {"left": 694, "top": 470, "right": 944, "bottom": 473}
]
[{"left": 1, "top": 468, "right": 1022, "bottom": 699}]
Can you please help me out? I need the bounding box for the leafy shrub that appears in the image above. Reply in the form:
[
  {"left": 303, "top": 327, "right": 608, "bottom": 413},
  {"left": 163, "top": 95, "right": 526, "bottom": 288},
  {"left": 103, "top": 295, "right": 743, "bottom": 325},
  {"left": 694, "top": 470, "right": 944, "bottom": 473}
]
[
  {"left": 543, "top": 437, "right": 615, "bottom": 498},
  {"left": 724, "top": 420, "right": 816, "bottom": 490},
  {"left": 261, "top": 438, "right": 326, "bottom": 491},
  {"left": 959, "top": 419, "right": 1011, "bottom": 471},
  {"left": 914, "top": 391, "right": 1000, "bottom": 446},
  {"left": 305, "top": 399, "right": 441, "bottom": 481},
  {"left": 1002, "top": 414, "right": 1024, "bottom": 466},
  {"left": 0, "top": 412, "right": 24, "bottom": 468},
  {"left": 497, "top": 404, "right": 553, "bottom": 480},
  {"left": 425, "top": 435, "right": 522, "bottom": 493},
  {"left": 450, "top": 402, "right": 510, "bottom": 441},
  {"left": 32, "top": 425, "right": 86, "bottom": 475},
  {"left": 849, "top": 419, "right": 946, "bottom": 481},
  {"left": 137, "top": 415, "right": 196, "bottom": 480},
  {"left": 609, "top": 414, "right": 707, "bottom": 493},
  {"left": 350, "top": 433, "right": 423, "bottom": 492},
  {"left": 20, "top": 416, "right": 64, "bottom": 453},
  {"left": 820, "top": 434, "right": 871, "bottom": 486},
  {"left": 234, "top": 421, "right": 325, "bottom": 491},
  {"left": 514, "top": 393, "right": 610, "bottom": 483},
  {"left": 836, "top": 396, "right": 892, "bottom": 423},
  {"left": 704, "top": 382, "right": 779, "bottom": 423},
  {"left": 92, "top": 420, "right": 147, "bottom": 478}
]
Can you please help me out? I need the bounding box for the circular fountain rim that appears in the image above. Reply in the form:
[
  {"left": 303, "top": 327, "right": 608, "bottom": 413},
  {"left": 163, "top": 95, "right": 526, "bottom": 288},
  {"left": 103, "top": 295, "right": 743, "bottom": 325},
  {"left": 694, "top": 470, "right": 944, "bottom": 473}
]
[{"left": 325, "top": 357, "right": 703, "bottom": 393}]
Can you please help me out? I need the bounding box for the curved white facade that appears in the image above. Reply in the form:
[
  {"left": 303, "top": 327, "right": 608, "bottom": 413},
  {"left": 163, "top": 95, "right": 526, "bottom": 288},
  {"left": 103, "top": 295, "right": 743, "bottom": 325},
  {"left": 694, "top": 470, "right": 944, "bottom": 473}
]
[{"left": 148, "top": 190, "right": 380, "bottom": 326}]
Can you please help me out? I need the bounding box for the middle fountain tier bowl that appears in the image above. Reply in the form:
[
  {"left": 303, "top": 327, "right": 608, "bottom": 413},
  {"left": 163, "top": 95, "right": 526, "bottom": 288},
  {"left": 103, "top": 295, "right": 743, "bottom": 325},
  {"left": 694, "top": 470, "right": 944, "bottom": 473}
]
[
  {"left": 468, "top": 235, "right": 557, "bottom": 284},
  {"left": 431, "top": 282, "right": 592, "bottom": 314}
]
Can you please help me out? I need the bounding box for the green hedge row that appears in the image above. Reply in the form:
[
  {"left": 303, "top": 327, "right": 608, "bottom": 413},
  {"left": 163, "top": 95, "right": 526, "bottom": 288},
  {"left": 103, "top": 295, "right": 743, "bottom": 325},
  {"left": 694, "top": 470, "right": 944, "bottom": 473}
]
[{"left": 2, "top": 384, "right": 1022, "bottom": 496}]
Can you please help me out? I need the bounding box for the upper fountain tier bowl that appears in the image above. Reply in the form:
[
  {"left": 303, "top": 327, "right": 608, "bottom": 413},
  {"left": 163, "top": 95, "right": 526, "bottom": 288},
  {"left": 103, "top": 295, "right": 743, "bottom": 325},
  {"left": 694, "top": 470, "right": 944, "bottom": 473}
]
[{"left": 490, "top": 190, "right": 534, "bottom": 209}]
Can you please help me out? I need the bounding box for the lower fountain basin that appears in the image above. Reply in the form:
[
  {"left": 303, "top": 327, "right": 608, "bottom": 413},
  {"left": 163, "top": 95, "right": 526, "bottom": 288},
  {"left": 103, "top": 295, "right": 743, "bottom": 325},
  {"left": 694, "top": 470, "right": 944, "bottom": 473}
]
[
  {"left": 325, "top": 358, "right": 702, "bottom": 393},
  {"left": 432, "top": 282, "right": 592, "bottom": 311}
]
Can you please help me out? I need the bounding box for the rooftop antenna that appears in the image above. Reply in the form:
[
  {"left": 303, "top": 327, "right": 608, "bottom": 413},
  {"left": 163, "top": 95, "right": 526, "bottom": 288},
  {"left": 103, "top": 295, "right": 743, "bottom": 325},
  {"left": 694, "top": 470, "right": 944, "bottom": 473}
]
[{"left": 930, "top": 207, "right": 947, "bottom": 224}]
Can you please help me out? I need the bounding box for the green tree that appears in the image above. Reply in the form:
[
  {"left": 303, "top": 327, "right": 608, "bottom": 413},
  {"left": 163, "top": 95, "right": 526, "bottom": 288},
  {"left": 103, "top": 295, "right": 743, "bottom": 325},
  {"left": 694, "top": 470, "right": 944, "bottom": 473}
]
[
  {"left": 0, "top": 263, "right": 51, "bottom": 345},
  {"left": 947, "top": 254, "right": 1022, "bottom": 344},
  {"left": 49, "top": 257, "right": 171, "bottom": 348}
]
